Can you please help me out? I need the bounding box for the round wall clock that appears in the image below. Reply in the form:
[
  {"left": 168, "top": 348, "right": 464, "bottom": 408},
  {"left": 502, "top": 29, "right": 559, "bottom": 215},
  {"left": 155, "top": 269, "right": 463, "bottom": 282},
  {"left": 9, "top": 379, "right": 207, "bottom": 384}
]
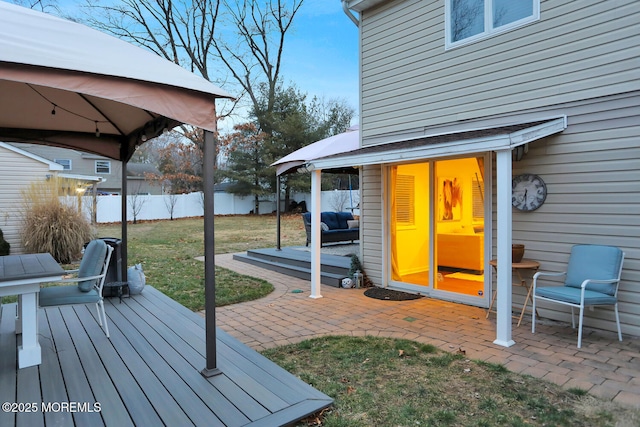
[{"left": 512, "top": 173, "right": 547, "bottom": 211}]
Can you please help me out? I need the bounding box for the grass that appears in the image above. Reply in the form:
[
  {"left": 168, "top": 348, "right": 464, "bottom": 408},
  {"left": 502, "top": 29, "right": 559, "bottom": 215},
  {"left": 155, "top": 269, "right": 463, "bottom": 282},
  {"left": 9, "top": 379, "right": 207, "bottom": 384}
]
[
  {"left": 262, "top": 336, "right": 640, "bottom": 427},
  {"left": 96, "top": 214, "right": 306, "bottom": 311}
]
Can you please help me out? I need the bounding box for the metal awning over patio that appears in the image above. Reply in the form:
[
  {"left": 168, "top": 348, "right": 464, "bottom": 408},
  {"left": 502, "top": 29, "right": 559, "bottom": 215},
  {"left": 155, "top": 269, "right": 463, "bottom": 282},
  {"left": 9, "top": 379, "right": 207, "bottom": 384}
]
[
  {"left": 308, "top": 118, "right": 566, "bottom": 170},
  {"left": 303, "top": 117, "right": 567, "bottom": 347},
  {"left": 272, "top": 124, "right": 360, "bottom": 176},
  {"left": 0, "top": 287, "right": 332, "bottom": 426}
]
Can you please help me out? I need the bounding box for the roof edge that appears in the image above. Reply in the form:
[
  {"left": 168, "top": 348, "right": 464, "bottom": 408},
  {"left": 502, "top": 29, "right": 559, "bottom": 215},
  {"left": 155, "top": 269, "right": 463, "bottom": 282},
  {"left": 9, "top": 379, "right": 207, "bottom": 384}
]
[
  {"left": 309, "top": 116, "right": 567, "bottom": 170},
  {"left": 345, "top": 0, "right": 389, "bottom": 13}
]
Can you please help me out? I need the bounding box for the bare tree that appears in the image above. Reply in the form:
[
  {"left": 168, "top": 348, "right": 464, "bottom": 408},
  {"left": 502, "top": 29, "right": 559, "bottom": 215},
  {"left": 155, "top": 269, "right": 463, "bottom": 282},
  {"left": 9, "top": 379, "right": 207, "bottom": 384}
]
[
  {"left": 164, "top": 193, "right": 179, "bottom": 220},
  {"left": 81, "top": 0, "right": 304, "bottom": 128},
  {"left": 127, "top": 183, "right": 148, "bottom": 224},
  {"left": 13, "top": 0, "right": 60, "bottom": 13},
  {"left": 329, "top": 190, "right": 350, "bottom": 213},
  {"left": 213, "top": 0, "right": 304, "bottom": 132},
  {"left": 84, "top": 0, "right": 218, "bottom": 76},
  {"left": 81, "top": 0, "right": 240, "bottom": 123}
]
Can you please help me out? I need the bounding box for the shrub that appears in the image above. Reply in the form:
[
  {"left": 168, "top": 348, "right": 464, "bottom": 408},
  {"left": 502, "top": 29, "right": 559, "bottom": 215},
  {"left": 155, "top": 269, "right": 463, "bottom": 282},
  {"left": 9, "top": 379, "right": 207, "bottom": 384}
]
[{"left": 21, "top": 178, "right": 94, "bottom": 264}]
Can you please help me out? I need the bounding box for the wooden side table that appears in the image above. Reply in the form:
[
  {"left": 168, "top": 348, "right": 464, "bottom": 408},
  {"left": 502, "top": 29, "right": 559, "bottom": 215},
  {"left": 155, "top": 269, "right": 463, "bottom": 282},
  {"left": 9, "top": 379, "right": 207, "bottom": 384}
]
[{"left": 486, "top": 258, "right": 540, "bottom": 327}]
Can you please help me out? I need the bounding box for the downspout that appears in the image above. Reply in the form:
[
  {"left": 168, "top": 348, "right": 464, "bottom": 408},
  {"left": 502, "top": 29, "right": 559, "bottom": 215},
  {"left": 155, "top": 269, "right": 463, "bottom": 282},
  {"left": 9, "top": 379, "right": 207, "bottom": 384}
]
[{"left": 342, "top": 0, "right": 360, "bottom": 27}]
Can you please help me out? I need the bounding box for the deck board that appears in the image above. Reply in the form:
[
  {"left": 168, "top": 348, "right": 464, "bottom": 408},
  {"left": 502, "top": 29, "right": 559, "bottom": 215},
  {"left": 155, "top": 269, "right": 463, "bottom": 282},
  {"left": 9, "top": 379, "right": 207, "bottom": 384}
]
[
  {"left": 38, "top": 311, "right": 74, "bottom": 427},
  {"left": 0, "top": 310, "right": 17, "bottom": 427},
  {"left": 111, "top": 296, "right": 253, "bottom": 426},
  {"left": 45, "top": 307, "right": 103, "bottom": 427},
  {"left": 0, "top": 286, "right": 332, "bottom": 426},
  {"left": 135, "top": 286, "right": 327, "bottom": 406}
]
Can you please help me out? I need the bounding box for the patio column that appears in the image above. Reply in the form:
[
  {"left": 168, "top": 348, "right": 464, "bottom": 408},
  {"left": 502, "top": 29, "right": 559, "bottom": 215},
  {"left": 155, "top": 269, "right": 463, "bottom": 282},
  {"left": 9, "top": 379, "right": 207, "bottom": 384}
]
[
  {"left": 310, "top": 169, "right": 322, "bottom": 299},
  {"left": 494, "top": 149, "right": 515, "bottom": 347},
  {"left": 202, "top": 129, "right": 222, "bottom": 376},
  {"left": 276, "top": 174, "right": 281, "bottom": 250}
]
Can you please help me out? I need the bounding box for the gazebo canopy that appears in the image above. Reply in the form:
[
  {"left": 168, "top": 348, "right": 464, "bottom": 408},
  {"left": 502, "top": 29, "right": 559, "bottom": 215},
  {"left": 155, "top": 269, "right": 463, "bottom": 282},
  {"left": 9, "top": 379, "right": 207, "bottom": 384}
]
[{"left": 0, "top": 1, "right": 232, "bottom": 162}]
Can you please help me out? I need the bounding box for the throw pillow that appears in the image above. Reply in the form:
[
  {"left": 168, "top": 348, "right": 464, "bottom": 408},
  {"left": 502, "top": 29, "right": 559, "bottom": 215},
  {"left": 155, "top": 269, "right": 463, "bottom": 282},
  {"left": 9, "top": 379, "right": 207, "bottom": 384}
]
[
  {"left": 347, "top": 220, "right": 359, "bottom": 229},
  {"left": 320, "top": 222, "right": 329, "bottom": 231}
]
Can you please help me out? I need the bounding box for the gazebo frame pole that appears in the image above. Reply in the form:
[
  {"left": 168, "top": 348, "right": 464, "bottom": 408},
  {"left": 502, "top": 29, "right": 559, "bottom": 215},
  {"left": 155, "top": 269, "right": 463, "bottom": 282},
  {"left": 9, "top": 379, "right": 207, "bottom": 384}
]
[
  {"left": 120, "top": 160, "right": 128, "bottom": 282},
  {"left": 202, "top": 129, "right": 222, "bottom": 377}
]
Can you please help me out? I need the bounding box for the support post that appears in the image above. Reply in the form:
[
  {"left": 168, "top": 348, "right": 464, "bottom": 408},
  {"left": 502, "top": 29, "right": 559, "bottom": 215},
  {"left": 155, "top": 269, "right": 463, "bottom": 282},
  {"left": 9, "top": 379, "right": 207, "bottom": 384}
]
[
  {"left": 276, "top": 174, "right": 281, "bottom": 251},
  {"left": 121, "top": 161, "right": 128, "bottom": 282},
  {"left": 494, "top": 149, "right": 515, "bottom": 347},
  {"left": 310, "top": 169, "right": 322, "bottom": 299},
  {"left": 202, "top": 129, "right": 222, "bottom": 377}
]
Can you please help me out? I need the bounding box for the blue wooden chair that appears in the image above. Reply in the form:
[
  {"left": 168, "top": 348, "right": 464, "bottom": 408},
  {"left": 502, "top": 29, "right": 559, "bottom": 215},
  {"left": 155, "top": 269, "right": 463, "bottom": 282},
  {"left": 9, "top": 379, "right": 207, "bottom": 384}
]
[
  {"left": 39, "top": 239, "right": 114, "bottom": 337},
  {"left": 532, "top": 244, "right": 624, "bottom": 348}
]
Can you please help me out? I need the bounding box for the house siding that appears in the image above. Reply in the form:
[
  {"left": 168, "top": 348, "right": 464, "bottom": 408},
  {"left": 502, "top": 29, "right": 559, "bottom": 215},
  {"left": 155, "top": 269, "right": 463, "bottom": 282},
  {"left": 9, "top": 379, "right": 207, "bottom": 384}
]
[
  {"left": 0, "top": 146, "right": 54, "bottom": 254},
  {"left": 10, "top": 143, "right": 125, "bottom": 193},
  {"left": 361, "top": 165, "right": 384, "bottom": 285},
  {"left": 359, "top": 0, "right": 640, "bottom": 144},
  {"left": 503, "top": 94, "right": 640, "bottom": 338}
]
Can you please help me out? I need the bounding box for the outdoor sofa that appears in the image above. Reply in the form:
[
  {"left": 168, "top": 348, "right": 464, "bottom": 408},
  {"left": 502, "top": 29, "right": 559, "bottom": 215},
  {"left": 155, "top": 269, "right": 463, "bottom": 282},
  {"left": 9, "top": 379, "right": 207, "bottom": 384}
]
[{"left": 302, "top": 212, "right": 359, "bottom": 246}]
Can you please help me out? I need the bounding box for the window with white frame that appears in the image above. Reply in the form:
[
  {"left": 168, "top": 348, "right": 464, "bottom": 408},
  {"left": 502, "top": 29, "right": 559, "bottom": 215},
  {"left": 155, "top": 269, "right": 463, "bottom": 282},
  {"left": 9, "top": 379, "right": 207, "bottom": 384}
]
[
  {"left": 54, "top": 159, "right": 72, "bottom": 170},
  {"left": 446, "top": 0, "right": 539, "bottom": 48},
  {"left": 95, "top": 160, "right": 111, "bottom": 174}
]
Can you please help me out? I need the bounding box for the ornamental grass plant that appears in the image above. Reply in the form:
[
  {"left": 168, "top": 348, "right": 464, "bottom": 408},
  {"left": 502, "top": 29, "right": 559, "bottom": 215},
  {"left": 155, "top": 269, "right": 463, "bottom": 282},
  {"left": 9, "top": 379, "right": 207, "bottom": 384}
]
[{"left": 21, "top": 178, "right": 93, "bottom": 264}]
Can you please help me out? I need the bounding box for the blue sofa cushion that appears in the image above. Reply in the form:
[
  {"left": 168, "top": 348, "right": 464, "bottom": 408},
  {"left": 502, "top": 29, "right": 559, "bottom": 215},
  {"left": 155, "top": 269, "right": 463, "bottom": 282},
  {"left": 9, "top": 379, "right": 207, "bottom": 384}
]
[
  {"left": 305, "top": 212, "right": 355, "bottom": 230},
  {"left": 535, "top": 286, "right": 617, "bottom": 306},
  {"left": 78, "top": 239, "right": 108, "bottom": 292},
  {"left": 565, "top": 245, "right": 623, "bottom": 295},
  {"left": 39, "top": 286, "right": 101, "bottom": 307},
  {"left": 320, "top": 212, "right": 339, "bottom": 229},
  {"left": 334, "top": 212, "right": 354, "bottom": 229}
]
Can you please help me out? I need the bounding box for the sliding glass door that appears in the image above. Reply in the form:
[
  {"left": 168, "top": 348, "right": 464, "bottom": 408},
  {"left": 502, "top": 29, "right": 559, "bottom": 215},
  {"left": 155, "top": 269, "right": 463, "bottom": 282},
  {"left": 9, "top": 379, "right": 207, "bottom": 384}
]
[
  {"left": 390, "top": 163, "right": 431, "bottom": 286},
  {"left": 389, "top": 156, "right": 487, "bottom": 303}
]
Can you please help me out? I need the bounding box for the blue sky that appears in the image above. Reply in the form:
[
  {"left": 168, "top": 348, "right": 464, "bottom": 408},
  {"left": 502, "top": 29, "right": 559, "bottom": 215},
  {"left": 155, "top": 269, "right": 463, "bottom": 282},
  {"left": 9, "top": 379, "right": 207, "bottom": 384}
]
[
  {"left": 283, "top": 1, "right": 359, "bottom": 118},
  {"left": 45, "top": 0, "right": 360, "bottom": 124}
]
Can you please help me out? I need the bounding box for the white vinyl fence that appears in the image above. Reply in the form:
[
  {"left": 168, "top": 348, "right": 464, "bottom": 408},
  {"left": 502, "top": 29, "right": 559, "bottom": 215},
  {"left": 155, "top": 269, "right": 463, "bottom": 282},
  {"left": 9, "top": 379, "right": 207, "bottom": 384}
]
[{"left": 81, "top": 189, "right": 360, "bottom": 223}]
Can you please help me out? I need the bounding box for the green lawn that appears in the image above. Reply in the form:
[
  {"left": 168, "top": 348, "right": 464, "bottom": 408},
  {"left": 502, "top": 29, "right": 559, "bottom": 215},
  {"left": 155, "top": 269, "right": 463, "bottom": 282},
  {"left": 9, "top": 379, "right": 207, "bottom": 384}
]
[
  {"left": 263, "top": 336, "right": 640, "bottom": 427},
  {"left": 96, "top": 214, "right": 306, "bottom": 310}
]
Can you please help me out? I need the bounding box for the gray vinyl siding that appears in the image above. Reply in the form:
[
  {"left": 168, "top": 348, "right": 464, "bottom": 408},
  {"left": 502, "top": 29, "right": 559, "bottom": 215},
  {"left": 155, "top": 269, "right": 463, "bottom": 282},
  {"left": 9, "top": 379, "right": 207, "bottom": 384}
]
[
  {"left": 359, "top": 0, "right": 640, "bottom": 144},
  {"left": 489, "top": 93, "right": 640, "bottom": 337},
  {"left": 361, "top": 165, "right": 384, "bottom": 286},
  {"left": 0, "top": 147, "right": 54, "bottom": 254}
]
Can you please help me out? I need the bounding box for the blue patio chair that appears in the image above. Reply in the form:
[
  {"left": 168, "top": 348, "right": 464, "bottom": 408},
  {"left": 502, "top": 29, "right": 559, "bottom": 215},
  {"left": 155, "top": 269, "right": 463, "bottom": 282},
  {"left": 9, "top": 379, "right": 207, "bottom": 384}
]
[
  {"left": 531, "top": 244, "right": 624, "bottom": 348},
  {"left": 39, "top": 239, "right": 114, "bottom": 337}
]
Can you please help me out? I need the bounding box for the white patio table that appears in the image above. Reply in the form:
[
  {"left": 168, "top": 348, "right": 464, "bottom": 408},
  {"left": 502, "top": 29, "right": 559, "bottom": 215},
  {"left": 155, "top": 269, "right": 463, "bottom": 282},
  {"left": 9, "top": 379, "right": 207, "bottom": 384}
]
[{"left": 0, "top": 253, "right": 64, "bottom": 368}]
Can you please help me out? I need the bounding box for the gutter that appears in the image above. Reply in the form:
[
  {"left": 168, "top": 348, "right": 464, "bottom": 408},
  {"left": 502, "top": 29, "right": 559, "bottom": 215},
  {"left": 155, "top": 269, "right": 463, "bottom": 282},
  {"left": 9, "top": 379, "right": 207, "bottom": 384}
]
[{"left": 342, "top": 0, "right": 359, "bottom": 27}]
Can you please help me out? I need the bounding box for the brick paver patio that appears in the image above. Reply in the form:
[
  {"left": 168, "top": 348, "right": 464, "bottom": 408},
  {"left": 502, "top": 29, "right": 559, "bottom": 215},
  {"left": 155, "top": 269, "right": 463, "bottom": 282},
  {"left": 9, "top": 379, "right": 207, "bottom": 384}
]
[{"left": 211, "top": 253, "right": 640, "bottom": 408}]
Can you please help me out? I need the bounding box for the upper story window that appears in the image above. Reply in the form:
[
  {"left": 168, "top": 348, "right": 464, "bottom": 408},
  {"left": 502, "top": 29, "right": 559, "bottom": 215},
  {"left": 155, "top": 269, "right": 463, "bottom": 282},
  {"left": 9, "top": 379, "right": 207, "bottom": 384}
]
[
  {"left": 95, "top": 160, "right": 111, "bottom": 174},
  {"left": 446, "top": 0, "right": 539, "bottom": 48},
  {"left": 54, "top": 159, "right": 72, "bottom": 170}
]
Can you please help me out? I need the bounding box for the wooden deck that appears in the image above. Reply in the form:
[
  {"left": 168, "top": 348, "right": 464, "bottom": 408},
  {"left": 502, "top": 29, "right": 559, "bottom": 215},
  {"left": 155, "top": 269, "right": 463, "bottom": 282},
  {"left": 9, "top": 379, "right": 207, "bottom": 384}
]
[{"left": 0, "top": 286, "right": 332, "bottom": 427}]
